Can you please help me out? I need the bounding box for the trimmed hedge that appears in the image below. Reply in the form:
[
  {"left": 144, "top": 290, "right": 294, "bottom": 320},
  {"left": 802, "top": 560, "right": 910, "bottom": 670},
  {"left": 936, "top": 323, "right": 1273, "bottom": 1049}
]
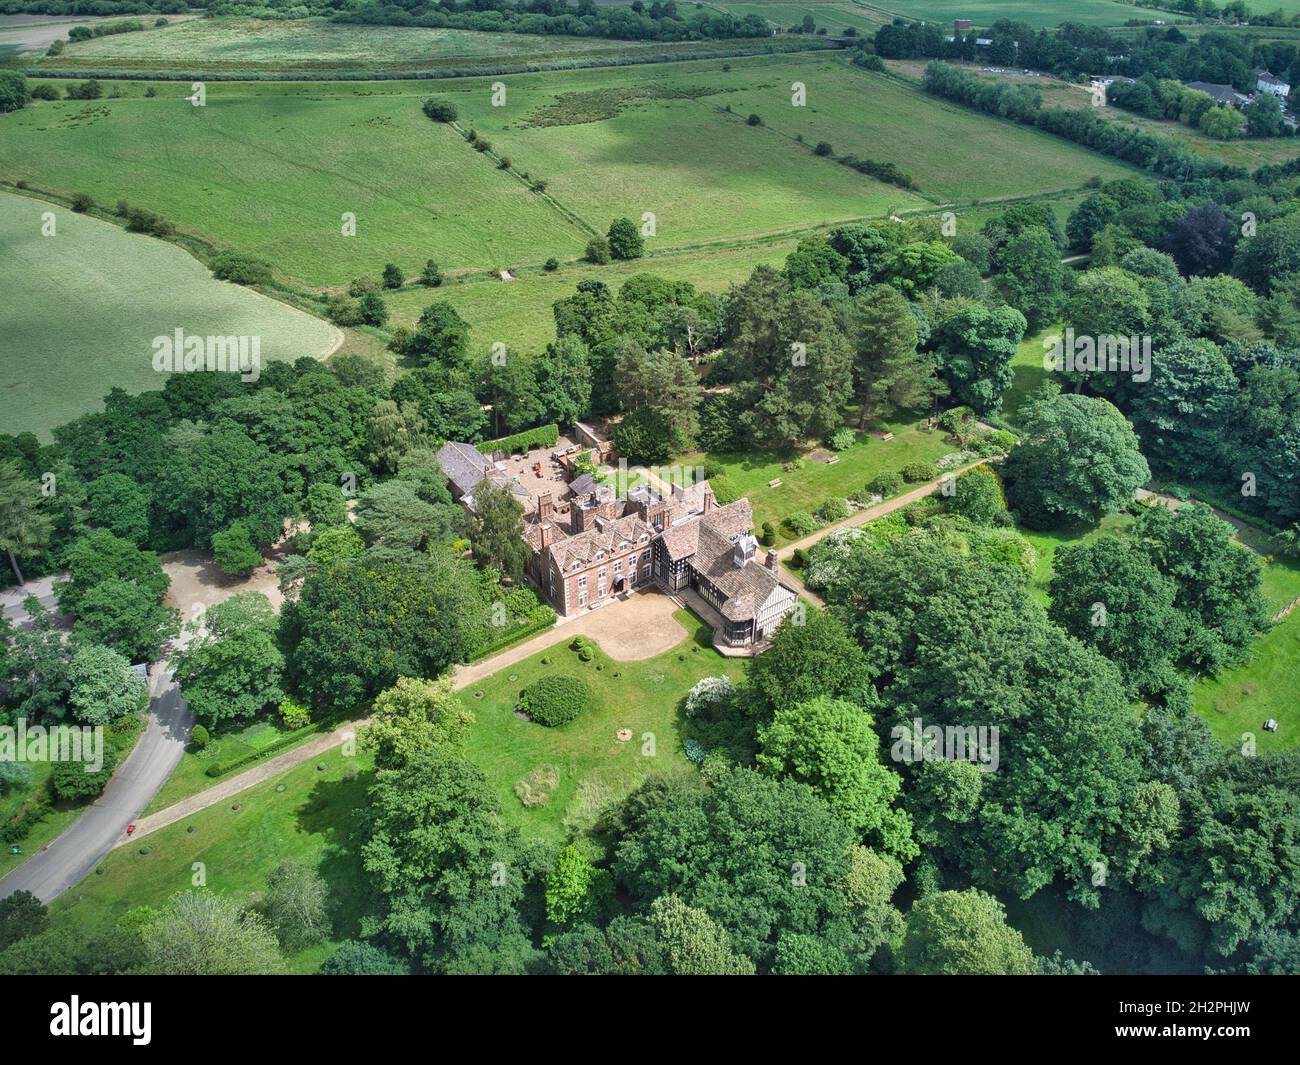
[
  {"left": 519, "top": 675, "right": 591, "bottom": 728},
  {"left": 203, "top": 723, "right": 324, "bottom": 778},
  {"left": 468, "top": 605, "right": 557, "bottom": 662},
  {"left": 478, "top": 423, "right": 559, "bottom": 456}
]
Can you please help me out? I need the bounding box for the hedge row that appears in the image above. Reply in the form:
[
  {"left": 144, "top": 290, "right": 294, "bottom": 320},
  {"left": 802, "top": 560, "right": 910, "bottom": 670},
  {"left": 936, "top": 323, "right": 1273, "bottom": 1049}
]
[
  {"left": 478, "top": 423, "right": 559, "bottom": 456},
  {"left": 203, "top": 723, "right": 325, "bottom": 778},
  {"left": 467, "top": 605, "right": 558, "bottom": 662}
]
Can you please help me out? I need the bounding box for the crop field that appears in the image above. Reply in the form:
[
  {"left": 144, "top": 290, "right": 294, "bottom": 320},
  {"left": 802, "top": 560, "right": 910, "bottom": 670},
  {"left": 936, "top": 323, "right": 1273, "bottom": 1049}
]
[
  {"left": 859, "top": 0, "right": 1190, "bottom": 28},
  {"left": 0, "top": 190, "right": 340, "bottom": 440},
  {"left": 32, "top": 17, "right": 666, "bottom": 74}
]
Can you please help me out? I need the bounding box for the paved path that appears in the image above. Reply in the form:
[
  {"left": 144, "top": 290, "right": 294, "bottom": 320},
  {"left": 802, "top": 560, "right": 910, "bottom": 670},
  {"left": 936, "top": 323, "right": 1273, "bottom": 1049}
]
[
  {"left": 773, "top": 458, "right": 994, "bottom": 607},
  {"left": 0, "top": 663, "right": 193, "bottom": 903},
  {"left": 116, "top": 590, "right": 689, "bottom": 844}
]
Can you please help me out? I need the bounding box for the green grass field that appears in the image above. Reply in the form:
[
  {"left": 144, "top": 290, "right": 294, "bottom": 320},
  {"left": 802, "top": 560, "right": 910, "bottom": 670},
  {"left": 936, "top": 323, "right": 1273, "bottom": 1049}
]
[
  {"left": 678, "top": 414, "right": 955, "bottom": 539},
  {"left": 461, "top": 609, "right": 745, "bottom": 846},
  {"left": 704, "top": 58, "right": 1138, "bottom": 203},
  {"left": 385, "top": 238, "right": 796, "bottom": 354},
  {"left": 861, "top": 0, "right": 1191, "bottom": 28},
  {"left": 0, "top": 190, "right": 340, "bottom": 440},
  {"left": 707, "top": 0, "right": 889, "bottom": 34},
  {"left": 1, "top": 84, "right": 586, "bottom": 287},
  {"left": 32, "top": 17, "right": 666, "bottom": 74},
  {"left": 48, "top": 744, "right": 371, "bottom": 973}
]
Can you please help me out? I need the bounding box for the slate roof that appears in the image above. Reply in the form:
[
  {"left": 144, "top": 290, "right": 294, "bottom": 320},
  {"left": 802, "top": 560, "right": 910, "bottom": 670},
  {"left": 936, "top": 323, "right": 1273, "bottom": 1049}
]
[
  {"left": 1186, "top": 81, "right": 1248, "bottom": 106},
  {"left": 691, "top": 500, "right": 792, "bottom": 622},
  {"left": 437, "top": 441, "right": 494, "bottom": 496},
  {"left": 568, "top": 472, "right": 599, "bottom": 498},
  {"left": 546, "top": 513, "right": 655, "bottom": 572}
]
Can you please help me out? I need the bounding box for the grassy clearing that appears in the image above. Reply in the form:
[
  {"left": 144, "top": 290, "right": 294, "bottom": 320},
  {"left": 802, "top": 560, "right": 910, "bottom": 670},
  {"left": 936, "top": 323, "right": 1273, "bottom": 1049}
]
[
  {"left": 49, "top": 744, "right": 371, "bottom": 974},
  {"left": 1, "top": 84, "right": 585, "bottom": 287},
  {"left": 460, "top": 609, "right": 746, "bottom": 847},
  {"left": 0, "top": 190, "right": 339, "bottom": 440},
  {"left": 678, "top": 414, "right": 955, "bottom": 539},
  {"left": 385, "top": 238, "right": 796, "bottom": 354}
]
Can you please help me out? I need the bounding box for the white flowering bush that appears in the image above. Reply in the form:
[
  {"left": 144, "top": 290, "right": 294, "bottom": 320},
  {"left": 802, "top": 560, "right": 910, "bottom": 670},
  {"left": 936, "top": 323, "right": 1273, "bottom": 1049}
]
[{"left": 684, "top": 675, "right": 735, "bottom": 718}]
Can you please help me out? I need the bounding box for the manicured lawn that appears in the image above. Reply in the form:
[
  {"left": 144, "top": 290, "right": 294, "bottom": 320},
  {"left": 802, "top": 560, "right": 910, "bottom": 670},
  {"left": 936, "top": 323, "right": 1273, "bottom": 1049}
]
[
  {"left": 49, "top": 745, "right": 372, "bottom": 974},
  {"left": 460, "top": 609, "right": 747, "bottom": 847},
  {"left": 678, "top": 414, "right": 955, "bottom": 540},
  {"left": 0, "top": 190, "right": 339, "bottom": 440},
  {"left": 143, "top": 718, "right": 330, "bottom": 815}
]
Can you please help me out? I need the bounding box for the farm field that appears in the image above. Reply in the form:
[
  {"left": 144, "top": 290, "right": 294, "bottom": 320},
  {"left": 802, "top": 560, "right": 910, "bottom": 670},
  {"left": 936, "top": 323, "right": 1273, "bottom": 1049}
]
[
  {"left": 0, "top": 83, "right": 586, "bottom": 287},
  {"left": 460, "top": 610, "right": 745, "bottom": 848},
  {"left": 705, "top": 0, "right": 888, "bottom": 34},
  {"left": 46, "top": 744, "right": 371, "bottom": 974},
  {"left": 860, "top": 0, "right": 1191, "bottom": 28},
  {"left": 697, "top": 58, "right": 1139, "bottom": 202},
  {"left": 385, "top": 239, "right": 795, "bottom": 354},
  {"left": 0, "top": 190, "right": 340, "bottom": 440},
  {"left": 0, "top": 55, "right": 1142, "bottom": 294},
  {"left": 678, "top": 414, "right": 956, "bottom": 539},
  {"left": 31, "top": 17, "right": 679, "bottom": 74}
]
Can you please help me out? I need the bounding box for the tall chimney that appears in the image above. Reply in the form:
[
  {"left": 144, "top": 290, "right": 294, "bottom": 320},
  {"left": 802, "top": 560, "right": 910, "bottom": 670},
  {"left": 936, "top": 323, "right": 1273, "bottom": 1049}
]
[
  {"left": 538, "top": 492, "right": 554, "bottom": 520},
  {"left": 539, "top": 523, "right": 556, "bottom": 549},
  {"left": 765, "top": 549, "right": 778, "bottom": 572}
]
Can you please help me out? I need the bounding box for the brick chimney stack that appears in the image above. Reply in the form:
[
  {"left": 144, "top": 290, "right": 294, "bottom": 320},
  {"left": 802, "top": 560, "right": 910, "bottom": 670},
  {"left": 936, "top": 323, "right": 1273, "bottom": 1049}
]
[
  {"left": 703, "top": 485, "right": 716, "bottom": 513},
  {"left": 538, "top": 492, "right": 554, "bottom": 520},
  {"left": 765, "top": 549, "right": 778, "bottom": 572},
  {"left": 539, "top": 523, "right": 556, "bottom": 549}
]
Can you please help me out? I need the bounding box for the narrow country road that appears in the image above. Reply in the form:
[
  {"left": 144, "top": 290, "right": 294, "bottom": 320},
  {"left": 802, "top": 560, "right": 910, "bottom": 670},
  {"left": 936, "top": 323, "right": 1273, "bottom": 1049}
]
[{"left": 0, "top": 662, "right": 194, "bottom": 903}]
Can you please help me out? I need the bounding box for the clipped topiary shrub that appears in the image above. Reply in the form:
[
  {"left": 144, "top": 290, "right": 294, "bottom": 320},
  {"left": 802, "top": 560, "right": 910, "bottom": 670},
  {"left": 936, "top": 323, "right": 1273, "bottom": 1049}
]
[
  {"left": 190, "top": 723, "right": 210, "bottom": 748},
  {"left": 519, "top": 675, "right": 591, "bottom": 727},
  {"left": 869, "top": 472, "right": 904, "bottom": 497},
  {"left": 816, "top": 497, "right": 851, "bottom": 523},
  {"left": 900, "top": 462, "right": 937, "bottom": 484}
]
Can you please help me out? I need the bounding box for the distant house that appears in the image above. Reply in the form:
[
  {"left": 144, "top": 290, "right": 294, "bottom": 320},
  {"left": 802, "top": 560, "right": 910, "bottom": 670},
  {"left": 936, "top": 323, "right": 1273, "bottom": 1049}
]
[
  {"left": 955, "top": 18, "right": 972, "bottom": 32},
  {"left": 1256, "top": 68, "right": 1291, "bottom": 99},
  {"left": 1186, "top": 81, "right": 1250, "bottom": 107},
  {"left": 975, "top": 37, "right": 993, "bottom": 47},
  {"left": 1090, "top": 75, "right": 1135, "bottom": 90}
]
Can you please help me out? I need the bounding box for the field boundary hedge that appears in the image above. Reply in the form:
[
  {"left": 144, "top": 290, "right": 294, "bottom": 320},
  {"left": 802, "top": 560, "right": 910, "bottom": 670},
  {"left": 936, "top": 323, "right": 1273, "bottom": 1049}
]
[
  {"left": 467, "top": 606, "right": 558, "bottom": 663},
  {"left": 202, "top": 721, "right": 330, "bottom": 778}
]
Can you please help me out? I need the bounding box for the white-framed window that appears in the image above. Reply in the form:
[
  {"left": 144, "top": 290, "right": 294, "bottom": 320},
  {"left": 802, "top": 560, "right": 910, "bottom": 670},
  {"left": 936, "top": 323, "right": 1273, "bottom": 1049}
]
[
  {"left": 579, "top": 591, "right": 588, "bottom": 606},
  {"left": 577, "top": 575, "right": 587, "bottom": 587},
  {"left": 640, "top": 532, "right": 650, "bottom": 543},
  {"left": 614, "top": 559, "right": 623, "bottom": 573},
  {"left": 596, "top": 550, "right": 605, "bottom": 561}
]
